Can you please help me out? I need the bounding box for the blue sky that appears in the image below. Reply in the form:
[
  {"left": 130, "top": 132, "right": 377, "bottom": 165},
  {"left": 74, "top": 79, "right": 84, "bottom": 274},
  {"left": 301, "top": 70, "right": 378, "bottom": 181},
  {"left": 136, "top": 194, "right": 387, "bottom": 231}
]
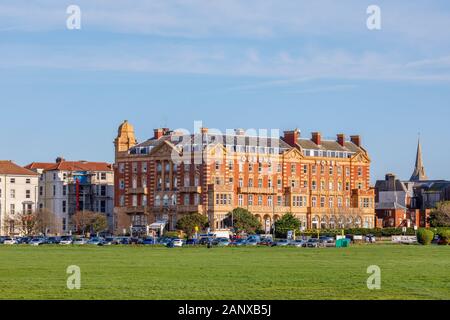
[{"left": 1, "top": 0, "right": 450, "bottom": 182}]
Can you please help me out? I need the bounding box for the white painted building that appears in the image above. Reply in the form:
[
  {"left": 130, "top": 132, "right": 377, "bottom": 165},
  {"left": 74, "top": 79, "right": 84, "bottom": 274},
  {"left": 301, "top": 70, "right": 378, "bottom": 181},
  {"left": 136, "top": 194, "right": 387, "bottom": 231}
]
[
  {"left": 26, "top": 158, "right": 114, "bottom": 235},
  {"left": 0, "top": 160, "right": 39, "bottom": 236}
]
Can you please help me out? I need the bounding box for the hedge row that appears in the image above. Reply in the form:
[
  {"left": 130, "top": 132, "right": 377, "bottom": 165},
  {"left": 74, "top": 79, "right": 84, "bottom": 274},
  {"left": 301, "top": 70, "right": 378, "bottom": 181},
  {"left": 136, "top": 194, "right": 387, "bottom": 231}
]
[
  {"left": 288, "top": 227, "right": 450, "bottom": 238},
  {"left": 296, "top": 228, "right": 414, "bottom": 237}
]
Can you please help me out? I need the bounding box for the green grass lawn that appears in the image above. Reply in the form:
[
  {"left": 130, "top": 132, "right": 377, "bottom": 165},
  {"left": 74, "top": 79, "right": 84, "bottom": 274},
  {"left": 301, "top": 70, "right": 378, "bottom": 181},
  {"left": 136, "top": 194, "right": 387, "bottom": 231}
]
[{"left": 0, "top": 245, "right": 448, "bottom": 300}]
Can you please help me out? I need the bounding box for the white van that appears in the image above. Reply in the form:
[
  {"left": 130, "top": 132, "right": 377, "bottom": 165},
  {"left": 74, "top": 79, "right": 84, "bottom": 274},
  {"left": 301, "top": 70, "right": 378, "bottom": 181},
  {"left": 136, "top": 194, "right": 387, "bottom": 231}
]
[{"left": 213, "top": 231, "right": 231, "bottom": 239}]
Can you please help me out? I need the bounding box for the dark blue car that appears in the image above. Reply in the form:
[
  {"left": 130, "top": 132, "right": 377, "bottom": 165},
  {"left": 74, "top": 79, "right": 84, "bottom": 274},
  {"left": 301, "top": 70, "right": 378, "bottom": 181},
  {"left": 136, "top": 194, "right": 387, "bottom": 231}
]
[
  {"left": 186, "top": 239, "right": 199, "bottom": 246},
  {"left": 142, "top": 237, "right": 156, "bottom": 245}
]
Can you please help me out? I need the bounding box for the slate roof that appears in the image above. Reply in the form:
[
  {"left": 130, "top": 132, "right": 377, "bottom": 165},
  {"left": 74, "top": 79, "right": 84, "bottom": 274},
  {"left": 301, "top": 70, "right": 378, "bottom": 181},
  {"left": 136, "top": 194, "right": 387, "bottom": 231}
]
[
  {"left": 375, "top": 179, "right": 408, "bottom": 193},
  {"left": 376, "top": 202, "right": 408, "bottom": 210},
  {"left": 297, "top": 138, "right": 361, "bottom": 153},
  {"left": 131, "top": 133, "right": 292, "bottom": 154}
]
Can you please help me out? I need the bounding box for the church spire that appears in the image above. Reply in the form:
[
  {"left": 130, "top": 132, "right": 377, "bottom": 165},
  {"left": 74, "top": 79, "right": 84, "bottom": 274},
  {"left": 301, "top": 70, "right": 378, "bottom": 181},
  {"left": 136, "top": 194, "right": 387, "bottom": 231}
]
[{"left": 410, "top": 137, "right": 428, "bottom": 181}]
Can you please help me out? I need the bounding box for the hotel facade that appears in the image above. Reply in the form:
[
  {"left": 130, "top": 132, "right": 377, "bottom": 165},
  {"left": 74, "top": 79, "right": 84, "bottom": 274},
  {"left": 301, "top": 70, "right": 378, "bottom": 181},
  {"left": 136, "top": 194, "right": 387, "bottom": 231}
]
[{"left": 114, "top": 121, "right": 375, "bottom": 235}]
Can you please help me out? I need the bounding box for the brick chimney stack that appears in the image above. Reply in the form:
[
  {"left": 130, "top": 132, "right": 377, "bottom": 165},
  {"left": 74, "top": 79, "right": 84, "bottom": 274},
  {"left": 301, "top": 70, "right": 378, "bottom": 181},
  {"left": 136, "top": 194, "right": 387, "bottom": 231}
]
[
  {"left": 162, "top": 128, "right": 170, "bottom": 135},
  {"left": 312, "top": 132, "right": 322, "bottom": 145},
  {"left": 337, "top": 134, "right": 345, "bottom": 147},
  {"left": 154, "top": 128, "right": 164, "bottom": 139},
  {"left": 350, "top": 135, "right": 361, "bottom": 147},
  {"left": 283, "top": 129, "right": 300, "bottom": 147},
  {"left": 385, "top": 173, "right": 397, "bottom": 190}
]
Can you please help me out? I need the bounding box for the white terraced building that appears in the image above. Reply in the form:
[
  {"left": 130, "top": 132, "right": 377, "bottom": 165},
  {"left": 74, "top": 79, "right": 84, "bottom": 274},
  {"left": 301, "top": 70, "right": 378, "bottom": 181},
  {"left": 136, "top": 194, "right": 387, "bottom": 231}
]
[{"left": 0, "top": 160, "right": 39, "bottom": 236}]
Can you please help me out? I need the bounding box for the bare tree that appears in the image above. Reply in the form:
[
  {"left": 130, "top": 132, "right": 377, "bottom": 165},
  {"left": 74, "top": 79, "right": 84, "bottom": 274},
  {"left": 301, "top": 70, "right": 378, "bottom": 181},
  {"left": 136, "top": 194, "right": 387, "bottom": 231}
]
[
  {"left": 13, "top": 209, "right": 57, "bottom": 236},
  {"left": 36, "top": 208, "right": 58, "bottom": 235},
  {"left": 13, "top": 211, "right": 39, "bottom": 236},
  {"left": 72, "top": 211, "right": 95, "bottom": 235}
]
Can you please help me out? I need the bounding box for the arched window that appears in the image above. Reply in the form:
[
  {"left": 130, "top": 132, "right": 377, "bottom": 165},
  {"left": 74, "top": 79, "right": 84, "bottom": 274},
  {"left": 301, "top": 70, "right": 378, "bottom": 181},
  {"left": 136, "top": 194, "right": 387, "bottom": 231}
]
[
  {"left": 171, "top": 194, "right": 177, "bottom": 205},
  {"left": 163, "top": 195, "right": 169, "bottom": 206},
  {"left": 338, "top": 216, "right": 345, "bottom": 228},
  {"left": 355, "top": 216, "right": 362, "bottom": 227},
  {"left": 330, "top": 216, "right": 336, "bottom": 229},
  {"left": 321, "top": 216, "right": 328, "bottom": 229},
  {"left": 312, "top": 216, "right": 320, "bottom": 229},
  {"left": 155, "top": 195, "right": 161, "bottom": 206},
  {"left": 347, "top": 216, "right": 354, "bottom": 228}
]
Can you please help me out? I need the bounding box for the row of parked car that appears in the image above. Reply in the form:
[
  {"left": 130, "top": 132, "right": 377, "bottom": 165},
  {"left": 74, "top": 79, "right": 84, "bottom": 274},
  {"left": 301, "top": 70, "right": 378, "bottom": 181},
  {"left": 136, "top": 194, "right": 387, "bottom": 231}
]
[
  {"left": 163, "top": 235, "right": 339, "bottom": 248},
  {"left": 0, "top": 236, "right": 157, "bottom": 246},
  {"left": 0, "top": 234, "right": 373, "bottom": 247}
]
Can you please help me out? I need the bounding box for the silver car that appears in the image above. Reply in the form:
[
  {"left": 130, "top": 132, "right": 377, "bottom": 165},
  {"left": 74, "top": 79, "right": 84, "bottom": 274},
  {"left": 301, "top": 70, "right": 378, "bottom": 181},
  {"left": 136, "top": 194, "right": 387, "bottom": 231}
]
[
  {"left": 73, "top": 238, "right": 88, "bottom": 245},
  {"left": 289, "top": 240, "right": 306, "bottom": 248},
  {"left": 3, "top": 237, "right": 18, "bottom": 245},
  {"left": 273, "top": 239, "right": 291, "bottom": 247},
  {"left": 245, "top": 239, "right": 258, "bottom": 246},
  {"left": 214, "top": 238, "right": 230, "bottom": 247},
  {"left": 87, "top": 237, "right": 105, "bottom": 246},
  {"left": 306, "top": 239, "right": 320, "bottom": 248},
  {"left": 60, "top": 236, "right": 73, "bottom": 245},
  {"left": 29, "top": 238, "right": 47, "bottom": 246}
]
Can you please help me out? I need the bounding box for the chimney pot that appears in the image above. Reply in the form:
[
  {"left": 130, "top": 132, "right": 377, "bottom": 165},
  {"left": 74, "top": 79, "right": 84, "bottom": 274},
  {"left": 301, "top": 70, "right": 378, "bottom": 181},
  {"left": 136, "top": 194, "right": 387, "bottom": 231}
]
[
  {"left": 312, "top": 132, "right": 322, "bottom": 145},
  {"left": 154, "top": 128, "right": 164, "bottom": 139},
  {"left": 350, "top": 135, "right": 361, "bottom": 147},
  {"left": 283, "top": 129, "right": 300, "bottom": 147},
  {"left": 337, "top": 134, "right": 345, "bottom": 146},
  {"left": 234, "top": 128, "right": 245, "bottom": 136}
]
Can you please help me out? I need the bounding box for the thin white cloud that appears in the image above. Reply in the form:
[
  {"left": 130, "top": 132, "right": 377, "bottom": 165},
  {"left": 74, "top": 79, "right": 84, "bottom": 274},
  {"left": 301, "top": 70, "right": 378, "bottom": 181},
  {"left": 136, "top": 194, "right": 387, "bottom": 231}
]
[
  {"left": 1, "top": 42, "right": 450, "bottom": 85},
  {"left": 0, "top": 0, "right": 450, "bottom": 86},
  {"left": 1, "top": 0, "right": 450, "bottom": 42}
]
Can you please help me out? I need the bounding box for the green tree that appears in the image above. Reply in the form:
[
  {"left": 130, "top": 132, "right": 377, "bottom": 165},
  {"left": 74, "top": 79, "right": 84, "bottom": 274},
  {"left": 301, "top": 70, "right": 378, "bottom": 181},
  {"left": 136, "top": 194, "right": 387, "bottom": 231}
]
[
  {"left": 274, "top": 213, "right": 301, "bottom": 238},
  {"left": 176, "top": 213, "right": 209, "bottom": 238},
  {"left": 430, "top": 201, "right": 450, "bottom": 227},
  {"left": 91, "top": 213, "right": 108, "bottom": 234},
  {"left": 225, "top": 208, "right": 261, "bottom": 235}
]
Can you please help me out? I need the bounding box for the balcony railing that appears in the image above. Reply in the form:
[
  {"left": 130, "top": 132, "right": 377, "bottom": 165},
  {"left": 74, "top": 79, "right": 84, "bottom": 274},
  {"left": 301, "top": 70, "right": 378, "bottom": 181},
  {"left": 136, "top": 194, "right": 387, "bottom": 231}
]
[
  {"left": 207, "top": 184, "right": 234, "bottom": 193},
  {"left": 352, "top": 188, "right": 375, "bottom": 196},
  {"left": 309, "top": 207, "right": 375, "bottom": 215},
  {"left": 238, "top": 187, "right": 276, "bottom": 195},
  {"left": 179, "top": 186, "right": 202, "bottom": 193},
  {"left": 284, "top": 187, "right": 308, "bottom": 194},
  {"left": 126, "top": 187, "right": 148, "bottom": 195},
  {"left": 177, "top": 205, "right": 203, "bottom": 213},
  {"left": 246, "top": 205, "right": 289, "bottom": 213},
  {"left": 126, "top": 206, "right": 150, "bottom": 215}
]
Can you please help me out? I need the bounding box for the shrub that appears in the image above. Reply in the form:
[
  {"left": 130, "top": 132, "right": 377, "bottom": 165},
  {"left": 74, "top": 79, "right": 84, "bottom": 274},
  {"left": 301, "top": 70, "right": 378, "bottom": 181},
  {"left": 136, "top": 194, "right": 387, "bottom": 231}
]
[
  {"left": 438, "top": 230, "right": 450, "bottom": 245},
  {"left": 164, "top": 231, "right": 180, "bottom": 239},
  {"left": 417, "top": 229, "right": 434, "bottom": 245}
]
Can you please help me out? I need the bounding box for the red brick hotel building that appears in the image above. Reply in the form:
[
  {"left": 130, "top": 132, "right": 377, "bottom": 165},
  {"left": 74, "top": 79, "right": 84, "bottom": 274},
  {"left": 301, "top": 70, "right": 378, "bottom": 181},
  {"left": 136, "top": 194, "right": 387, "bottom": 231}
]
[{"left": 113, "top": 121, "right": 375, "bottom": 234}]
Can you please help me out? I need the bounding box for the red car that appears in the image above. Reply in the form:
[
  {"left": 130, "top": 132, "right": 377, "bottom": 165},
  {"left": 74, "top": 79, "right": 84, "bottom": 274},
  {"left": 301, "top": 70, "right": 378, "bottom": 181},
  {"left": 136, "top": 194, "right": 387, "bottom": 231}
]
[{"left": 257, "top": 239, "right": 274, "bottom": 246}]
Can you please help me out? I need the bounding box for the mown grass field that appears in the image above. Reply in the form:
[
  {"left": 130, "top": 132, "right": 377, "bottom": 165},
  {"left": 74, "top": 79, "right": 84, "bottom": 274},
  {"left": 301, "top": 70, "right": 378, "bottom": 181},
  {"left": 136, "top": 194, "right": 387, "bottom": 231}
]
[{"left": 0, "top": 245, "right": 448, "bottom": 300}]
